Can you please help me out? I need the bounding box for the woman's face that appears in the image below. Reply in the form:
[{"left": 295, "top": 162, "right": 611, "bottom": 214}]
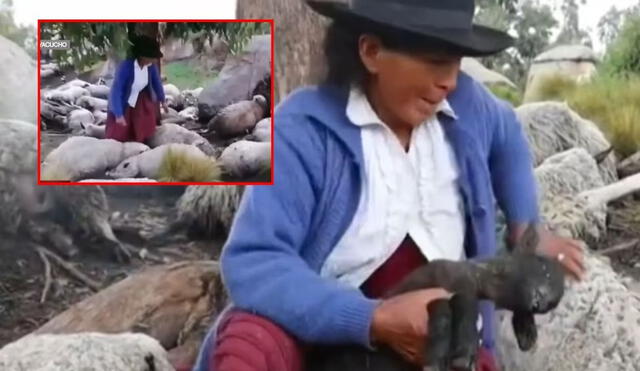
[
  {"left": 359, "top": 34, "right": 461, "bottom": 129},
  {"left": 139, "top": 57, "right": 156, "bottom": 66}
]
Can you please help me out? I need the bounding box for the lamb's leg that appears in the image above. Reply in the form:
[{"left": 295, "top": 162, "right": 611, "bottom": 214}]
[
  {"left": 512, "top": 311, "right": 537, "bottom": 351},
  {"left": 97, "top": 219, "right": 132, "bottom": 263},
  {"left": 424, "top": 298, "right": 451, "bottom": 371},
  {"left": 448, "top": 293, "right": 479, "bottom": 371}
]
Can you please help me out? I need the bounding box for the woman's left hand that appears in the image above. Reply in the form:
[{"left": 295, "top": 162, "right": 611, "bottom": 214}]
[
  {"left": 162, "top": 102, "right": 169, "bottom": 114},
  {"left": 536, "top": 228, "right": 586, "bottom": 281}
]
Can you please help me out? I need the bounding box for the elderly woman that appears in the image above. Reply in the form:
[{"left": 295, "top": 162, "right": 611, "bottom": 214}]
[
  {"left": 192, "top": 1, "right": 585, "bottom": 370},
  {"left": 106, "top": 35, "right": 168, "bottom": 143}
]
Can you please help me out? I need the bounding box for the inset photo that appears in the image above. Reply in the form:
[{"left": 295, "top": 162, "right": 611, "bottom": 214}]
[{"left": 38, "top": 20, "right": 273, "bottom": 185}]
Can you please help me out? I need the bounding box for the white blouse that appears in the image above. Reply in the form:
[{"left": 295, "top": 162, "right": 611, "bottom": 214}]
[
  {"left": 127, "top": 59, "right": 149, "bottom": 108},
  {"left": 320, "top": 87, "right": 467, "bottom": 288}
]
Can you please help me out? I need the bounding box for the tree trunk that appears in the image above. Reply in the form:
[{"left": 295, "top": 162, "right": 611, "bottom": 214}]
[{"left": 237, "top": 0, "right": 339, "bottom": 104}]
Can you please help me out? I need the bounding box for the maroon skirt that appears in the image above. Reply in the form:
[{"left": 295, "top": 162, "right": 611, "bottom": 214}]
[{"left": 105, "top": 88, "right": 158, "bottom": 143}]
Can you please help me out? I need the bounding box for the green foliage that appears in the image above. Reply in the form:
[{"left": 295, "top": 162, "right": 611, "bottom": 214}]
[
  {"left": 0, "top": 0, "right": 36, "bottom": 58},
  {"left": 477, "top": 1, "right": 558, "bottom": 88},
  {"left": 488, "top": 84, "right": 523, "bottom": 106},
  {"left": 600, "top": 12, "right": 640, "bottom": 76},
  {"left": 163, "top": 61, "right": 218, "bottom": 90},
  {"left": 40, "top": 22, "right": 130, "bottom": 70},
  {"left": 157, "top": 147, "right": 222, "bottom": 182},
  {"left": 533, "top": 73, "right": 640, "bottom": 157}
]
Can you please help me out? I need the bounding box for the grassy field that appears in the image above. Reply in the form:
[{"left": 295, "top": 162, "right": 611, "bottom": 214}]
[
  {"left": 532, "top": 73, "right": 640, "bottom": 158},
  {"left": 163, "top": 60, "right": 218, "bottom": 90}
]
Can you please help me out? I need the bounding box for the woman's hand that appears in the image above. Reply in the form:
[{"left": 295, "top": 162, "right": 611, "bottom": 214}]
[
  {"left": 370, "top": 288, "right": 451, "bottom": 365},
  {"left": 115, "top": 116, "right": 127, "bottom": 127},
  {"left": 537, "top": 228, "right": 586, "bottom": 281},
  {"left": 161, "top": 101, "right": 169, "bottom": 114}
]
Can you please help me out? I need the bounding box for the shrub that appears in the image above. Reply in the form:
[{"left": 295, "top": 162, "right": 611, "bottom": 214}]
[{"left": 533, "top": 73, "right": 640, "bottom": 158}]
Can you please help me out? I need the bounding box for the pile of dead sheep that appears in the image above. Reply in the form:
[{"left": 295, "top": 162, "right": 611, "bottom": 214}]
[{"left": 41, "top": 78, "right": 271, "bottom": 182}]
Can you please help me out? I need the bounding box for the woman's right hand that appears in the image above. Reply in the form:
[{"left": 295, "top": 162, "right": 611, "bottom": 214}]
[
  {"left": 370, "top": 288, "right": 452, "bottom": 365},
  {"left": 116, "top": 116, "right": 127, "bottom": 127}
]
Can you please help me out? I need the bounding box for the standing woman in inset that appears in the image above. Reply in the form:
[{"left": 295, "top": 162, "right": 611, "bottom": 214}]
[{"left": 106, "top": 35, "right": 168, "bottom": 144}]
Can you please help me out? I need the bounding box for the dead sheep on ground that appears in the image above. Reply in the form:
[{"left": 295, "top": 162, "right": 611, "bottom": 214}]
[
  {"left": 86, "top": 84, "right": 110, "bottom": 99},
  {"left": 106, "top": 143, "right": 218, "bottom": 181},
  {"left": 181, "top": 87, "right": 203, "bottom": 107},
  {"left": 207, "top": 95, "right": 268, "bottom": 138},
  {"left": 45, "top": 86, "right": 90, "bottom": 104},
  {"left": 66, "top": 108, "right": 95, "bottom": 133},
  {"left": 218, "top": 140, "right": 270, "bottom": 179},
  {"left": 42, "top": 136, "right": 150, "bottom": 181},
  {"left": 148, "top": 123, "right": 218, "bottom": 157},
  {"left": 76, "top": 95, "right": 108, "bottom": 112},
  {"left": 80, "top": 122, "right": 106, "bottom": 139},
  {"left": 0, "top": 332, "right": 173, "bottom": 371},
  {"left": 246, "top": 117, "right": 271, "bottom": 142}
]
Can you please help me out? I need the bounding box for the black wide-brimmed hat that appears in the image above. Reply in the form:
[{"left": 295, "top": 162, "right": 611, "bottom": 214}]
[
  {"left": 306, "top": 0, "right": 514, "bottom": 56},
  {"left": 131, "top": 35, "right": 163, "bottom": 59}
]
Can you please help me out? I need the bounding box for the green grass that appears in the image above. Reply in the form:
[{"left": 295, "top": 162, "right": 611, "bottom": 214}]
[
  {"left": 533, "top": 73, "right": 640, "bottom": 158},
  {"left": 163, "top": 60, "right": 218, "bottom": 90},
  {"left": 488, "top": 84, "right": 523, "bottom": 106}
]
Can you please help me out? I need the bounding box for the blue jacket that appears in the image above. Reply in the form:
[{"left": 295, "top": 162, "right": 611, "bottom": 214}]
[
  {"left": 193, "top": 72, "right": 539, "bottom": 370},
  {"left": 107, "top": 58, "right": 166, "bottom": 118}
]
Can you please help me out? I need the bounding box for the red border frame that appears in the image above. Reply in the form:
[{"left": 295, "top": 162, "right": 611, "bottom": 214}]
[{"left": 37, "top": 19, "right": 275, "bottom": 186}]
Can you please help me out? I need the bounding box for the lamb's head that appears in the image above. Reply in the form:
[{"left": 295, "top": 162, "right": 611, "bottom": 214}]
[
  {"left": 107, "top": 157, "right": 141, "bottom": 179},
  {"left": 252, "top": 95, "right": 268, "bottom": 111},
  {"left": 485, "top": 225, "right": 565, "bottom": 314},
  {"left": 122, "top": 142, "right": 150, "bottom": 159}
]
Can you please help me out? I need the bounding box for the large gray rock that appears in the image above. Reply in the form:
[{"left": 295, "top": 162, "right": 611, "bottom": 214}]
[
  {"left": 517, "top": 102, "right": 618, "bottom": 184},
  {"left": 461, "top": 58, "right": 516, "bottom": 88},
  {"left": 0, "top": 332, "right": 174, "bottom": 371},
  {"left": 524, "top": 45, "right": 598, "bottom": 102},
  {"left": 0, "top": 35, "right": 37, "bottom": 123},
  {"left": 198, "top": 34, "right": 271, "bottom": 122}
]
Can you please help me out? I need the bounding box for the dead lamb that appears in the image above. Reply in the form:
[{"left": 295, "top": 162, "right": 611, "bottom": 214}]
[
  {"left": 218, "top": 140, "right": 271, "bottom": 179},
  {"left": 206, "top": 95, "right": 268, "bottom": 138},
  {"left": 147, "top": 123, "right": 218, "bottom": 157},
  {"left": 106, "top": 143, "right": 220, "bottom": 181},
  {"left": 308, "top": 225, "right": 565, "bottom": 371},
  {"left": 42, "top": 136, "right": 150, "bottom": 181},
  {"left": 0, "top": 332, "right": 174, "bottom": 371}
]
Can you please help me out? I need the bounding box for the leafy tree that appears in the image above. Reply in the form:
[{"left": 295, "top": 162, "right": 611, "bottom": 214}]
[
  {"left": 554, "top": 0, "right": 588, "bottom": 45},
  {"left": 0, "top": 0, "right": 36, "bottom": 58},
  {"left": 601, "top": 9, "right": 640, "bottom": 76},
  {"left": 476, "top": 0, "right": 558, "bottom": 87},
  {"left": 598, "top": 3, "right": 640, "bottom": 49}
]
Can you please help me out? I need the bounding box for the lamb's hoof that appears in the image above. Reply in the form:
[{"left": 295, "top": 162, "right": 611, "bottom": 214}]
[{"left": 513, "top": 311, "right": 537, "bottom": 351}]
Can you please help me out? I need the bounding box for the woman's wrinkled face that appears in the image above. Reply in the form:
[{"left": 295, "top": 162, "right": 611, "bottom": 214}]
[{"left": 359, "top": 34, "right": 461, "bottom": 129}]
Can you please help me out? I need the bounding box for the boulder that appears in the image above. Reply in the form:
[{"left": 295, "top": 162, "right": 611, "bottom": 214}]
[
  {"left": 198, "top": 34, "right": 271, "bottom": 122},
  {"left": 461, "top": 58, "right": 516, "bottom": 88},
  {"left": 524, "top": 45, "right": 598, "bottom": 102},
  {"left": 0, "top": 35, "right": 37, "bottom": 123},
  {"left": 516, "top": 102, "right": 618, "bottom": 184}
]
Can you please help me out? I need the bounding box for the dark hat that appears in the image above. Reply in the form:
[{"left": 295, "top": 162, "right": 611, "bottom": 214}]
[
  {"left": 306, "top": 0, "right": 514, "bottom": 56},
  {"left": 131, "top": 35, "right": 163, "bottom": 59}
]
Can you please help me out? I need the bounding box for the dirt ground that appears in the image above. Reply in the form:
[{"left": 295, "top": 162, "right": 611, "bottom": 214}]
[
  {"left": 0, "top": 186, "right": 225, "bottom": 347},
  {"left": 1, "top": 191, "right": 639, "bottom": 349}
]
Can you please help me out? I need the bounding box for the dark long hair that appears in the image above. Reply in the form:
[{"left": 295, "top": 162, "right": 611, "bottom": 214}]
[{"left": 323, "top": 20, "right": 465, "bottom": 88}]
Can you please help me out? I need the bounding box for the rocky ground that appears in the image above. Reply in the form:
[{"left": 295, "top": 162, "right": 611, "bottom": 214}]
[{"left": 0, "top": 187, "right": 226, "bottom": 347}]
